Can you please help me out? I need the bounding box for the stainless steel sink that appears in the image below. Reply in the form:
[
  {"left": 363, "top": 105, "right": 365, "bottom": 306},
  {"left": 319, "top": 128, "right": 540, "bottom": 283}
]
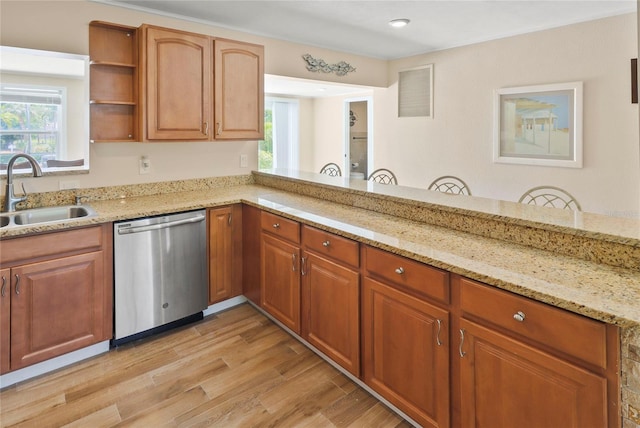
[{"left": 0, "top": 205, "right": 97, "bottom": 229}]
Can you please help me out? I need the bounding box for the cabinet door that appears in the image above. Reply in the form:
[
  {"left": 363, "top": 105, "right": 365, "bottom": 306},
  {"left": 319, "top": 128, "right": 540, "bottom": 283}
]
[
  {"left": 208, "top": 206, "right": 240, "bottom": 304},
  {"left": 10, "top": 252, "right": 106, "bottom": 370},
  {"left": 301, "top": 253, "right": 359, "bottom": 376},
  {"left": 144, "top": 26, "right": 211, "bottom": 140},
  {"left": 213, "top": 38, "right": 264, "bottom": 140},
  {"left": 261, "top": 234, "right": 300, "bottom": 333},
  {"left": 459, "top": 318, "right": 608, "bottom": 428},
  {"left": 0, "top": 268, "right": 9, "bottom": 374},
  {"left": 362, "top": 277, "right": 450, "bottom": 428}
]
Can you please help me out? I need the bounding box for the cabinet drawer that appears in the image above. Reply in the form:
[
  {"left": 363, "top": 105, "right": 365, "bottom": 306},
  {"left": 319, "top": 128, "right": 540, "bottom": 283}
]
[
  {"left": 0, "top": 226, "right": 104, "bottom": 266},
  {"left": 459, "top": 277, "right": 608, "bottom": 369},
  {"left": 302, "top": 226, "right": 359, "bottom": 268},
  {"left": 261, "top": 211, "right": 300, "bottom": 244},
  {"left": 363, "top": 246, "right": 449, "bottom": 304}
]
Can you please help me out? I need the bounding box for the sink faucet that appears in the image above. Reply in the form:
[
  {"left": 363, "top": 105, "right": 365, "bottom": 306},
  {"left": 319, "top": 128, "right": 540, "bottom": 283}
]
[{"left": 3, "top": 154, "right": 43, "bottom": 212}]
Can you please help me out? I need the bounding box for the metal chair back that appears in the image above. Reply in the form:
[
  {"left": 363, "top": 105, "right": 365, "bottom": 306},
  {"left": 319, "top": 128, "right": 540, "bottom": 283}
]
[
  {"left": 367, "top": 168, "right": 398, "bottom": 185},
  {"left": 518, "top": 186, "right": 582, "bottom": 211},
  {"left": 319, "top": 162, "right": 342, "bottom": 177},
  {"left": 428, "top": 175, "right": 472, "bottom": 195}
]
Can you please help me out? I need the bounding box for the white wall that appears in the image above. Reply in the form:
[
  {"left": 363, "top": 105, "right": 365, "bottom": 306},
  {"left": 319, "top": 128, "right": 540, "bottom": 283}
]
[{"left": 0, "top": 0, "right": 387, "bottom": 193}]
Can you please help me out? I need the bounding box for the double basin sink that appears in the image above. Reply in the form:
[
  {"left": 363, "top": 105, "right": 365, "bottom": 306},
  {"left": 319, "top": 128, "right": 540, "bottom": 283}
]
[{"left": 1, "top": 205, "right": 97, "bottom": 229}]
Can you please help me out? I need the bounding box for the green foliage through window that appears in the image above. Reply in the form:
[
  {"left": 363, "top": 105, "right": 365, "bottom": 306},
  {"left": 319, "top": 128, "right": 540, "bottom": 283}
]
[{"left": 0, "top": 84, "right": 63, "bottom": 165}]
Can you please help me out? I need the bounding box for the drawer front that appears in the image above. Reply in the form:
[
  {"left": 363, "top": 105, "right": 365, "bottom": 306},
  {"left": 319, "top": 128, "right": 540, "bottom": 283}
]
[
  {"left": 0, "top": 225, "right": 104, "bottom": 266},
  {"left": 302, "top": 225, "right": 359, "bottom": 268},
  {"left": 459, "top": 277, "right": 608, "bottom": 369},
  {"left": 261, "top": 211, "right": 300, "bottom": 244},
  {"left": 363, "top": 245, "right": 449, "bottom": 304}
]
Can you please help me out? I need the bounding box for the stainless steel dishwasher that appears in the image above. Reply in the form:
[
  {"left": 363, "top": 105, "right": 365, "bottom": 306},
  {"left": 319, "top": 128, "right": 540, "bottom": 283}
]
[{"left": 113, "top": 210, "right": 208, "bottom": 345}]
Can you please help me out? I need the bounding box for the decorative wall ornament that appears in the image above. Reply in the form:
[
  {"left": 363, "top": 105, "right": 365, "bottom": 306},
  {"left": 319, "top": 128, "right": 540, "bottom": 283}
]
[{"left": 302, "top": 54, "right": 356, "bottom": 76}]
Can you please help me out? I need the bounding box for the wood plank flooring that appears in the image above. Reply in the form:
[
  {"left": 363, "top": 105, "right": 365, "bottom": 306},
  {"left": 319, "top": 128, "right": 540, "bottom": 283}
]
[{"left": 0, "top": 303, "right": 413, "bottom": 427}]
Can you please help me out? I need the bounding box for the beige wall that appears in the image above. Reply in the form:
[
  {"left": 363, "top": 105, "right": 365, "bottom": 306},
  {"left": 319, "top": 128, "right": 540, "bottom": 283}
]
[
  {"left": 0, "top": 0, "right": 386, "bottom": 192},
  {"left": 378, "top": 13, "right": 639, "bottom": 215},
  {"left": 306, "top": 13, "right": 639, "bottom": 216}
]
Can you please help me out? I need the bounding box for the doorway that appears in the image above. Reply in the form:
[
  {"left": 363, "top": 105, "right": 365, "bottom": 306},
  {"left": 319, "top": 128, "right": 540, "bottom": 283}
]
[{"left": 344, "top": 96, "right": 373, "bottom": 179}]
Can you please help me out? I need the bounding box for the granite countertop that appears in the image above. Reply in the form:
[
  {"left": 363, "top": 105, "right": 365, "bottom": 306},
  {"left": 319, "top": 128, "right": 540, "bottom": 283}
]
[{"left": 2, "top": 179, "right": 639, "bottom": 328}]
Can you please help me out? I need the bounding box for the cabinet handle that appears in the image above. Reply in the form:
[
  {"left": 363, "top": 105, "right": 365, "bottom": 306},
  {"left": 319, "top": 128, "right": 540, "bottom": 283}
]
[
  {"left": 459, "top": 328, "right": 466, "bottom": 357},
  {"left": 292, "top": 253, "right": 296, "bottom": 272},
  {"left": 14, "top": 274, "right": 20, "bottom": 295},
  {"left": 273, "top": 223, "right": 280, "bottom": 229},
  {"left": 1, "top": 275, "right": 6, "bottom": 297},
  {"left": 217, "top": 122, "right": 221, "bottom": 135},
  {"left": 395, "top": 267, "right": 404, "bottom": 275},
  {"left": 301, "top": 256, "right": 307, "bottom": 276},
  {"left": 513, "top": 311, "right": 526, "bottom": 322},
  {"left": 203, "top": 122, "right": 209, "bottom": 136},
  {"left": 436, "top": 319, "right": 443, "bottom": 346},
  {"left": 322, "top": 240, "right": 330, "bottom": 247},
  {"left": 228, "top": 214, "right": 232, "bottom": 226}
]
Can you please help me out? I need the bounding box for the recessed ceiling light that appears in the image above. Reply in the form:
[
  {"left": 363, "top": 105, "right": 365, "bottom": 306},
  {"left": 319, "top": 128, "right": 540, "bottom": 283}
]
[{"left": 389, "top": 18, "right": 410, "bottom": 28}]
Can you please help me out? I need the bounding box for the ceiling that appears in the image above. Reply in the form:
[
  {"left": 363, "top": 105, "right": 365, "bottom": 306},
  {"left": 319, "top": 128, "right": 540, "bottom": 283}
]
[
  {"left": 104, "top": 0, "right": 635, "bottom": 60},
  {"left": 102, "top": 0, "right": 636, "bottom": 97}
]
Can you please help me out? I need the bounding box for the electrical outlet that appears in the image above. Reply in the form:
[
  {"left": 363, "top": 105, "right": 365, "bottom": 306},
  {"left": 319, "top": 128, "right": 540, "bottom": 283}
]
[
  {"left": 59, "top": 180, "right": 80, "bottom": 190},
  {"left": 139, "top": 156, "right": 151, "bottom": 174},
  {"left": 240, "top": 154, "right": 248, "bottom": 168}
]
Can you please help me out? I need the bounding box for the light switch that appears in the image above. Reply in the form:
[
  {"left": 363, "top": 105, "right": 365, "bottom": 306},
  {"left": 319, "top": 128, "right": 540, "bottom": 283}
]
[{"left": 139, "top": 156, "right": 151, "bottom": 174}]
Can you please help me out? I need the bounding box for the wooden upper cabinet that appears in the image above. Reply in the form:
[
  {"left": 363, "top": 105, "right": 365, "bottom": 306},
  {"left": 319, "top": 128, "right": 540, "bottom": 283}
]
[
  {"left": 141, "top": 25, "right": 211, "bottom": 141},
  {"left": 90, "top": 22, "right": 264, "bottom": 142},
  {"left": 89, "top": 21, "right": 138, "bottom": 142},
  {"left": 213, "top": 39, "right": 264, "bottom": 140}
]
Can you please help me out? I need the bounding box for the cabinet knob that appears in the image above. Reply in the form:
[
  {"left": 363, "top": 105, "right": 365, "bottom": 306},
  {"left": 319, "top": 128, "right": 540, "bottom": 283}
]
[
  {"left": 322, "top": 240, "right": 330, "bottom": 247},
  {"left": 513, "top": 311, "right": 526, "bottom": 322},
  {"left": 273, "top": 223, "right": 280, "bottom": 229},
  {"left": 395, "top": 267, "right": 404, "bottom": 275}
]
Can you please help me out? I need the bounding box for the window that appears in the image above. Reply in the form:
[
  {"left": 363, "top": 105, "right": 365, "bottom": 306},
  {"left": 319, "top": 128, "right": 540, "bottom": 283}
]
[
  {"left": 260, "top": 97, "right": 299, "bottom": 169},
  {"left": 0, "top": 84, "right": 65, "bottom": 166}
]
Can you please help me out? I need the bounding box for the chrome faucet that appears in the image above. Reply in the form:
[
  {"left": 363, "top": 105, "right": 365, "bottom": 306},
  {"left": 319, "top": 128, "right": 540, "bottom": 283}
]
[{"left": 3, "top": 154, "right": 43, "bottom": 212}]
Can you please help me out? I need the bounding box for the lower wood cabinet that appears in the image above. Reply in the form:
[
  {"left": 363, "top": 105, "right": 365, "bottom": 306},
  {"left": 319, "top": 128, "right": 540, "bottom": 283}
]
[
  {"left": 242, "top": 204, "right": 261, "bottom": 305},
  {"left": 362, "top": 276, "right": 450, "bottom": 428},
  {"left": 301, "top": 226, "right": 360, "bottom": 376},
  {"left": 458, "top": 318, "right": 608, "bottom": 427},
  {"left": 250, "top": 211, "right": 621, "bottom": 428},
  {"left": 208, "top": 205, "right": 242, "bottom": 305},
  {"left": 454, "top": 275, "right": 620, "bottom": 428},
  {"left": 0, "top": 268, "right": 10, "bottom": 374},
  {"left": 0, "top": 225, "right": 113, "bottom": 374},
  {"left": 260, "top": 212, "right": 301, "bottom": 333}
]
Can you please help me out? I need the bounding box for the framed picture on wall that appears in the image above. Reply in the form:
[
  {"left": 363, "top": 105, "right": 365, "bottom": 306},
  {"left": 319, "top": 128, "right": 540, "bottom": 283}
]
[{"left": 493, "top": 81, "right": 583, "bottom": 168}]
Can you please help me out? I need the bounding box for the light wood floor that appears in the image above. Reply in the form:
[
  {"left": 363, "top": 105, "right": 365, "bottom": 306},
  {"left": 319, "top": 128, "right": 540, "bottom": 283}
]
[{"left": 0, "top": 303, "right": 412, "bottom": 427}]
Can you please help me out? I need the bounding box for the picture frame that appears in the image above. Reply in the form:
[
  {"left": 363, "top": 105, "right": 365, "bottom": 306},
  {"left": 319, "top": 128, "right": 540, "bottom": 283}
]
[{"left": 493, "top": 81, "right": 583, "bottom": 168}]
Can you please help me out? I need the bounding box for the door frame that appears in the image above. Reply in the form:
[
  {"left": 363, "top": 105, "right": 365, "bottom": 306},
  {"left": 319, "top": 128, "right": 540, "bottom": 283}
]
[{"left": 343, "top": 96, "right": 373, "bottom": 179}]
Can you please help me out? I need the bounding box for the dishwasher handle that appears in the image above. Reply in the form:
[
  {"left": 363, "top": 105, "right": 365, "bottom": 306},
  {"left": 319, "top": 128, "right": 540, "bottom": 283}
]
[{"left": 117, "top": 214, "right": 206, "bottom": 235}]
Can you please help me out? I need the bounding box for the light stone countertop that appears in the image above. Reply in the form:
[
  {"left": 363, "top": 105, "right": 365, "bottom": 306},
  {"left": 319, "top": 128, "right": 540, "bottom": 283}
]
[{"left": 1, "top": 180, "right": 639, "bottom": 328}]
